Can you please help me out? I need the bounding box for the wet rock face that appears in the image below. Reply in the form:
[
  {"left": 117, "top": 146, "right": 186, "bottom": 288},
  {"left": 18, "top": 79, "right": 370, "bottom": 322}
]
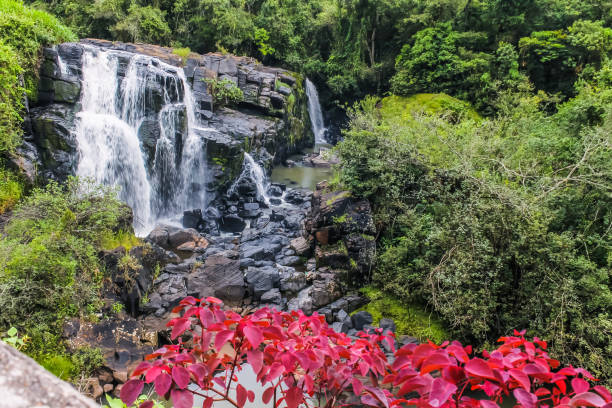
[
  {"left": 25, "top": 39, "right": 313, "bottom": 191},
  {"left": 307, "top": 184, "right": 376, "bottom": 280}
]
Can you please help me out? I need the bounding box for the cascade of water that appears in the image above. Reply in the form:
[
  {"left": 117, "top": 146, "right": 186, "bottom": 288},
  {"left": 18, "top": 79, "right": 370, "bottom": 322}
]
[
  {"left": 305, "top": 78, "right": 327, "bottom": 144},
  {"left": 244, "top": 153, "right": 270, "bottom": 205},
  {"left": 75, "top": 49, "right": 153, "bottom": 234},
  {"left": 229, "top": 153, "right": 271, "bottom": 205},
  {"left": 71, "top": 46, "right": 210, "bottom": 235}
]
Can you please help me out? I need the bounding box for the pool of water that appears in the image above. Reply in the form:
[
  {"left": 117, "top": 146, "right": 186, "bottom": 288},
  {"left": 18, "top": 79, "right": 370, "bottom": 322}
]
[{"left": 270, "top": 164, "right": 334, "bottom": 191}]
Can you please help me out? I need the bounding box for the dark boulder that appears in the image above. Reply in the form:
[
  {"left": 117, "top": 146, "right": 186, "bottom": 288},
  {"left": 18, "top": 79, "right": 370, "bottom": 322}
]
[
  {"left": 220, "top": 214, "right": 246, "bottom": 233},
  {"left": 186, "top": 255, "right": 245, "bottom": 304},
  {"left": 379, "top": 318, "right": 397, "bottom": 333},
  {"left": 351, "top": 311, "right": 373, "bottom": 331},
  {"left": 182, "top": 209, "right": 205, "bottom": 230}
]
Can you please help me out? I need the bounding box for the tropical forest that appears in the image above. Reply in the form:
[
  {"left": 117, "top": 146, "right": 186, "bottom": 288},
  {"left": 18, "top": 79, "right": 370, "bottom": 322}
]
[{"left": 0, "top": 0, "right": 610, "bottom": 407}]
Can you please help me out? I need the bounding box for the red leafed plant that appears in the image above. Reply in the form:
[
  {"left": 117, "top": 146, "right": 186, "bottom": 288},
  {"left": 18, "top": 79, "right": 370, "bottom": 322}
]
[{"left": 120, "top": 297, "right": 612, "bottom": 408}]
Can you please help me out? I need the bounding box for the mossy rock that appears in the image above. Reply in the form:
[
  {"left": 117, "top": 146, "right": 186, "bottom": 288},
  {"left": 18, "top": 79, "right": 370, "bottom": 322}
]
[
  {"left": 380, "top": 93, "right": 480, "bottom": 122},
  {"left": 355, "top": 286, "right": 448, "bottom": 343},
  {"left": 53, "top": 80, "right": 81, "bottom": 103}
]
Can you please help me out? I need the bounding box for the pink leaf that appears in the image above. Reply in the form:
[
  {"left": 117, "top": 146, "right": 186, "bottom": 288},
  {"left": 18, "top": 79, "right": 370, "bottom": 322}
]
[
  {"left": 171, "top": 318, "right": 191, "bottom": 340},
  {"left": 172, "top": 365, "right": 190, "bottom": 389},
  {"left": 202, "top": 397, "right": 214, "bottom": 408},
  {"left": 154, "top": 372, "right": 172, "bottom": 396},
  {"left": 572, "top": 378, "right": 590, "bottom": 394},
  {"left": 236, "top": 384, "right": 247, "bottom": 408},
  {"left": 465, "top": 358, "right": 496, "bottom": 380},
  {"left": 429, "top": 378, "right": 457, "bottom": 408},
  {"left": 570, "top": 392, "right": 606, "bottom": 407},
  {"left": 247, "top": 349, "right": 263, "bottom": 375},
  {"left": 187, "top": 363, "right": 207, "bottom": 382},
  {"left": 247, "top": 390, "right": 255, "bottom": 403},
  {"left": 364, "top": 386, "right": 390, "bottom": 408},
  {"left": 139, "top": 402, "right": 154, "bottom": 408},
  {"left": 509, "top": 368, "right": 531, "bottom": 391},
  {"left": 244, "top": 326, "right": 263, "bottom": 347},
  {"left": 215, "top": 330, "right": 234, "bottom": 352},
  {"left": 285, "top": 386, "right": 302, "bottom": 408},
  {"left": 206, "top": 296, "right": 223, "bottom": 304},
  {"left": 353, "top": 378, "right": 364, "bottom": 396},
  {"left": 263, "top": 386, "right": 275, "bottom": 404},
  {"left": 594, "top": 386, "right": 612, "bottom": 403},
  {"left": 120, "top": 379, "right": 144, "bottom": 406},
  {"left": 421, "top": 352, "right": 452, "bottom": 374},
  {"left": 513, "top": 388, "right": 537, "bottom": 408},
  {"left": 266, "top": 362, "right": 284, "bottom": 382},
  {"left": 480, "top": 400, "right": 499, "bottom": 408},
  {"left": 145, "top": 366, "right": 162, "bottom": 383},
  {"left": 171, "top": 388, "right": 194, "bottom": 408},
  {"left": 132, "top": 361, "right": 152, "bottom": 377}
]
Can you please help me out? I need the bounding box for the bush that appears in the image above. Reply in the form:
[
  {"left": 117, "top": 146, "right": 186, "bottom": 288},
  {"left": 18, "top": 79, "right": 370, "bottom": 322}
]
[
  {"left": 111, "top": 4, "right": 171, "bottom": 45},
  {"left": 204, "top": 77, "right": 244, "bottom": 108},
  {"left": 0, "top": 177, "right": 132, "bottom": 358},
  {"left": 122, "top": 297, "right": 611, "bottom": 408}
]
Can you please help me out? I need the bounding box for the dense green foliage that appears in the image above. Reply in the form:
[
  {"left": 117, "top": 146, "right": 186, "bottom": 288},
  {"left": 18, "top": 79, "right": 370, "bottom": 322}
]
[
  {"left": 204, "top": 77, "right": 244, "bottom": 108},
  {"left": 0, "top": 0, "right": 74, "bottom": 153},
  {"left": 25, "top": 0, "right": 612, "bottom": 109},
  {"left": 0, "top": 178, "right": 131, "bottom": 365},
  {"left": 336, "top": 86, "right": 612, "bottom": 383}
]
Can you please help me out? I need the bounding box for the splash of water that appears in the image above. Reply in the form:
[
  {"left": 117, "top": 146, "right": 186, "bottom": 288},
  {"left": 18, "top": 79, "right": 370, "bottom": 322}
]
[{"left": 305, "top": 78, "right": 327, "bottom": 144}]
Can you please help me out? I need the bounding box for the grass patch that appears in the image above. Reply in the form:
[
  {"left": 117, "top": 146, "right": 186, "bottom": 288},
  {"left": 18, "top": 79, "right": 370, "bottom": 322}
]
[
  {"left": 100, "top": 229, "right": 142, "bottom": 251},
  {"left": 355, "top": 285, "right": 448, "bottom": 343},
  {"left": 172, "top": 47, "right": 191, "bottom": 64}
]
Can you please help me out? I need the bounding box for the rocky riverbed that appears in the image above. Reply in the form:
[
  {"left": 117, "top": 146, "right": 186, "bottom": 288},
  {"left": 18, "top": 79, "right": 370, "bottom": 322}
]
[{"left": 70, "top": 172, "right": 403, "bottom": 399}]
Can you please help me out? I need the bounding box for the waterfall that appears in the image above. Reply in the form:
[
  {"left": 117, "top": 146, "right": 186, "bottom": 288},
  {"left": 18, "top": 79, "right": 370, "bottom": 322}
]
[
  {"left": 72, "top": 46, "right": 209, "bottom": 235},
  {"left": 305, "top": 79, "right": 327, "bottom": 144},
  {"left": 244, "top": 153, "right": 270, "bottom": 206},
  {"left": 229, "top": 153, "right": 271, "bottom": 206}
]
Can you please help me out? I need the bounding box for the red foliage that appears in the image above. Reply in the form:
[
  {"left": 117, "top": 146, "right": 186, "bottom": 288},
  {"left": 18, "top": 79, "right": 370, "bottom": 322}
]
[{"left": 121, "top": 297, "right": 611, "bottom": 408}]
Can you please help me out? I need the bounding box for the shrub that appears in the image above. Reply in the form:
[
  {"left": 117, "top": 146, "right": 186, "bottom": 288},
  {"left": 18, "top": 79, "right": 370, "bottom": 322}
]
[
  {"left": 121, "top": 296, "right": 611, "bottom": 408},
  {"left": 172, "top": 47, "right": 191, "bottom": 64},
  {"left": 335, "top": 86, "right": 612, "bottom": 384},
  {"left": 0, "top": 177, "right": 131, "bottom": 359},
  {"left": 100, "top": 229, "right": 142, "bottom": 252},
  {"left": 204, "top": 77, "right": 244, "bottom": 108}
]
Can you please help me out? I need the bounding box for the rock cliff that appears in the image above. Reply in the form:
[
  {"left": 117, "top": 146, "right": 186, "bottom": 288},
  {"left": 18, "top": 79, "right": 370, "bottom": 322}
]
[{"left": 22, "top": 39, "right": 313, "bottom": 199}]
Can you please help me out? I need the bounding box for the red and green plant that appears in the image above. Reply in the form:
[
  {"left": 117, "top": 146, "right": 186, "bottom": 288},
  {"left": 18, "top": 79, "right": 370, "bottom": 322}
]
[{"left": 120, "top": 297, "right": 612, "bottom": 408}]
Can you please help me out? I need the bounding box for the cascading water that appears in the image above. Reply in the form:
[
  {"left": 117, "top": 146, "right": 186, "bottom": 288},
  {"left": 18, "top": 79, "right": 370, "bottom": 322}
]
[
  {"left": 305, "top": 79, "right": 327, "bottom": 145},
  {"left": 229, "top": 153, "right": 271, "bottom": 206},
  {"left": 72, "top": 46, "right": 210, "bottom": 235},
  {"left": 244, "top": 153, "right": 270, "bottom": 206}
]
